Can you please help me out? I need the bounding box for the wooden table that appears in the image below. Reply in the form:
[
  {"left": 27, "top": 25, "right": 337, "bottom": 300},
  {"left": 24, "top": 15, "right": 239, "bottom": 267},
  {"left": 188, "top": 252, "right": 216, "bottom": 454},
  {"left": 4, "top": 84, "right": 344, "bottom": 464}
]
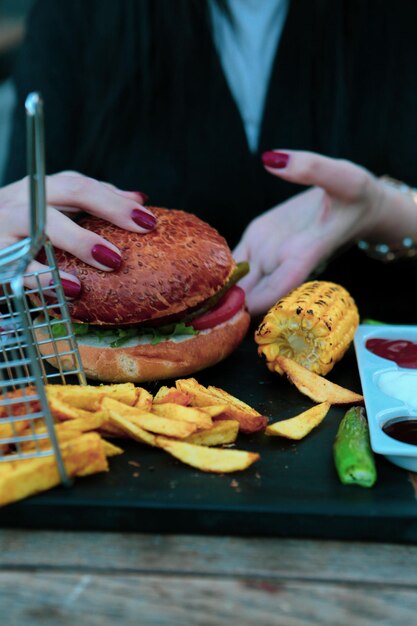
[{"left": 1, "top": 530, "right": 417, "bottom": 625}]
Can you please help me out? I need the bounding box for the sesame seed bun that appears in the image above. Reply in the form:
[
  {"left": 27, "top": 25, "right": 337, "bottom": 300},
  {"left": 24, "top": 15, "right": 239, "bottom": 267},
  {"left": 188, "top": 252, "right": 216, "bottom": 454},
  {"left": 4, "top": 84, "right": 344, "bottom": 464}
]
[{"left": 52, "top": 208, "right": 236, "bottom": 325}]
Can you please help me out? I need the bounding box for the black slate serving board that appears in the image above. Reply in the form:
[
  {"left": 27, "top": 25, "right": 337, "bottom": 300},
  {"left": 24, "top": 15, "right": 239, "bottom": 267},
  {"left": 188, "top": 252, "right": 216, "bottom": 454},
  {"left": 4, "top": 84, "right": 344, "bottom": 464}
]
[{"left": 1, "top": 329, "right": 417, "bottom": 541}]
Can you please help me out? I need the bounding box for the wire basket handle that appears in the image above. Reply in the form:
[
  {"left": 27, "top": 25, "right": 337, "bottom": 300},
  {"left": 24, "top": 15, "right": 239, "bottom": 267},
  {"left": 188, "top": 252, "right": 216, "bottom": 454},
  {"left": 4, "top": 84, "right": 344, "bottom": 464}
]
[
  {"left": 0, "top": 93, "right": 46, "bottom": 273},
  {"left": 26, "top": 92, "right": 47, "bottom": 257}
]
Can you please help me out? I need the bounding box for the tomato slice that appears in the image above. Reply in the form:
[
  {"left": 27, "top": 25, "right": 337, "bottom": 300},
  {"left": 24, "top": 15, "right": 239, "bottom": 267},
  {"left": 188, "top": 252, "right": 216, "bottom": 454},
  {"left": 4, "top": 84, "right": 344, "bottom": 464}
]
[{"left": 191, "top": 286, "right": 246, "bottom": 331}]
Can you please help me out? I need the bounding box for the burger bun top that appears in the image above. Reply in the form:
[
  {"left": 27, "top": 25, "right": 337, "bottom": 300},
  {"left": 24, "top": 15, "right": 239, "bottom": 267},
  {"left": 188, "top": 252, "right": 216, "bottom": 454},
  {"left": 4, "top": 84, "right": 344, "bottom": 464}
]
[{"left": 52, "top": 208, "right": 236, "bottom": 326}]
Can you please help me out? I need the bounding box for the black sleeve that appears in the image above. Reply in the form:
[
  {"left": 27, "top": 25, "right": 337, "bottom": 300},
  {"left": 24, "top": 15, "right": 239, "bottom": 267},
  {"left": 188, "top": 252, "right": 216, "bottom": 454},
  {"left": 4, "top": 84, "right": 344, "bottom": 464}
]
[{"left": 3, "top": 0, "right": 83, "bottom": 184}]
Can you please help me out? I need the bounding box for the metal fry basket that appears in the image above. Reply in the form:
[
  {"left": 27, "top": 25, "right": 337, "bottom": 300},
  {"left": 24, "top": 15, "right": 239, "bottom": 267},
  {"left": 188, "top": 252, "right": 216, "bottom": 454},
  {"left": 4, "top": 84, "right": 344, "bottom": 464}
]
[{"left": 0, "top": 93, "right": 86, "bottom": 484}]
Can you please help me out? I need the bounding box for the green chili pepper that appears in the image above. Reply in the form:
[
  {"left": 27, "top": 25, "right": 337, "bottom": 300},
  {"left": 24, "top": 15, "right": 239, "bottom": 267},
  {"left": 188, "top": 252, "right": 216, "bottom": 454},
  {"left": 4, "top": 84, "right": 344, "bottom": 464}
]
[
  {"left": 333, "top": 406, "right": 377, "bottom": 488},
  {"left": 362, "top": 318, "right": 385, "bottom": 326}
]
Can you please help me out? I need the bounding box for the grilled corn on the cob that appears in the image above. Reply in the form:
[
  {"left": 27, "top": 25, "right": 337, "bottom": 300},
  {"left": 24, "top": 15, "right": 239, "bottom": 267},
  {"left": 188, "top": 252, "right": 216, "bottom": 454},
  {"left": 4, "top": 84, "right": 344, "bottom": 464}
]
[{"left": 255, "top": 281, "right": 359, "bottom": 376}]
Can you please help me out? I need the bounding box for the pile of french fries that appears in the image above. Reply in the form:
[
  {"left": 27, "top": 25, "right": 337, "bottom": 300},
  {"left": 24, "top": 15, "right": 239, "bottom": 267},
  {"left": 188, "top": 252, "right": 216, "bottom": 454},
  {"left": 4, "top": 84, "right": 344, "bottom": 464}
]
[
  {"left": 0, "top": 358, "right": 364, "bottom": 508},
  {"left": 0, "top": 378, "right": 267, "bottom": 507}
]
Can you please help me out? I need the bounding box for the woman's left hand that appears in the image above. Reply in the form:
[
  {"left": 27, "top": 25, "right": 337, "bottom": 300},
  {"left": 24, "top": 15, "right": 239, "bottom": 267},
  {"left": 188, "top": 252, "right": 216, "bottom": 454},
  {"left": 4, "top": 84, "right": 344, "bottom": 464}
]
[{"left": 233, "top": 150, "right": 416, "bottom": 316}]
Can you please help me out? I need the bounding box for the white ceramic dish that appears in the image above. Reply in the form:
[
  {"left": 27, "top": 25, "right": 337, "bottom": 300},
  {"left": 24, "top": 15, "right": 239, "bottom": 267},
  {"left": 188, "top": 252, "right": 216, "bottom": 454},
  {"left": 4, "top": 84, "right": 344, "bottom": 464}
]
[{"left": 354, "top": 324, "right": 417, "bottom": 471}]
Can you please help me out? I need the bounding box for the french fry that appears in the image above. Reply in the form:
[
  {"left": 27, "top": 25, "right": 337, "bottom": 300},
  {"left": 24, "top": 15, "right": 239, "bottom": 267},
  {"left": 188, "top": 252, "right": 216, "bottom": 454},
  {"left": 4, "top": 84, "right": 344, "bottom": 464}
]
[
  {"left": 275, "top": 356, "right": 364, "bottom": 404},
  {"left": 198, "top": 405, "right": 230, "bottom": 417},
  {"left": 152, "top": 403, "right": 213, "bottom": 429},
  {"left": 56, "top": 413, "right": 106, "bottom": 433},
  {"left": 98, "top": 398, "right": 142, "bottom": 438},
  {"left": 101, "top": 440, "right": 124, "bottom": 457},
  {"left": 184, "top": 420, "right": 239, "bottom": 446},
  {"left": 175, "top": 379, "right": 267, "bottom": 433},
  {"left": 0, "top": 387, "right": 39, "bottom": 451},
  {"left": 97, "top": 423, "right": 131, "bottom": 439},
  {"left": 100, "top": 399, "right": 157, "bottom": 445},
  {"left": 100, "top": 397, "right": 154, "bottom": 421},
  {"left": 207, "top": 386, "right": 262, "bottom": 416},
  {"left": 176, "top": 378, "right": 221, "bottom": 406},
  {"left": 266, "top": 402, "right": 331, "bottom": 440},
  {"left": 135, "top": 388, "right": 153, "bottom": 411},
  {"left": 46, "top": 394, "right": 96, "bottom": 422},
  {"left": 126, "top": 412, "right": 198, "bottom": 439},
  {"left": 46, "top": 383, "right": 139, "bottom": 410},
  {"left": 52, "top": 424, "right": 83, "bottom": 439},
  {"left": 177, "top": 378, "right": 259, "bottom": 415},
  {"left": 0, "top": 417, "right": 30, "bottom": 441},
  {"left": 99, "top": 383, "right": 139, "bottom": 406},
  {"left": 153, "top": 386, "right": 192, "bottom": 406},
  {"left": 152, "top": 386, "right": 171, "bottom": 403},
  {"left": 0, "top": 432, "right": 108, "bottom": 507},
  {"left": 106, "top": 412, "right": 156, "bottom": 446},
  {"left": 212, "top": 411, "right": 268, "bottom": 434},
  {"left": 18, "top": 425, "right": 78, "bottom": 453},
  {"left": 155, "top": 436, "right": 259, "bottom": 473},
  {"left": 0, "top": 387, "right": 39, "bottom": 418},
  {"left": 19, "top": 420, "right": 105, "bottom": 453}
]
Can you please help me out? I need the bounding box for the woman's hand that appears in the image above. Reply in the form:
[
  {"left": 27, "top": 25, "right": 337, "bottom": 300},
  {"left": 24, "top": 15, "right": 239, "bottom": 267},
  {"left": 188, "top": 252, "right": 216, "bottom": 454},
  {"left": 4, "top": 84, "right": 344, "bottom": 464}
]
[
  {"left": 234, "top": 150, "right": 417, "bottom": 316},
  {"left": 0, "top": 171, "right": 156, "bottom": 297}
]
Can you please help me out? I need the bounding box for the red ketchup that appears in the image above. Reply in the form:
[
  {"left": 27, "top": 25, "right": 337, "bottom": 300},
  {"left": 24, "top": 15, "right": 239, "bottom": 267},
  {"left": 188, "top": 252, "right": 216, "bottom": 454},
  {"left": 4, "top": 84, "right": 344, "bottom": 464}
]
[{"left": 366, "top": 338, "right": 417, "bottom": 369}]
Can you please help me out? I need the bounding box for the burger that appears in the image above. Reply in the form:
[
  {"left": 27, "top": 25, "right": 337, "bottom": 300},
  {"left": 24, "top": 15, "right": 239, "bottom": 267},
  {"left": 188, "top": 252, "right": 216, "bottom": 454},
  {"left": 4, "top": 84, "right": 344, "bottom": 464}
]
[{"left": 36, "top": 208, "right": 250, "bottom": 382}]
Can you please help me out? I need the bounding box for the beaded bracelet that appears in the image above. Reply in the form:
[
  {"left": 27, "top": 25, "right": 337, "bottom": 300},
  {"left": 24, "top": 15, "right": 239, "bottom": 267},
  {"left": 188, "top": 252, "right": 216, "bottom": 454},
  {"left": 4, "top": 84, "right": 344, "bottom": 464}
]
[{"left": 357, "top": 175, "right": 417, "bottom": 262}]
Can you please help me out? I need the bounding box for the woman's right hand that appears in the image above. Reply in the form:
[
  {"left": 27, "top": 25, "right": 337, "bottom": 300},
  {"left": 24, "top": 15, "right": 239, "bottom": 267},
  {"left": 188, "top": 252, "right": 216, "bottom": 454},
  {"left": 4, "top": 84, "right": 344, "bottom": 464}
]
[{"left": 0, "top": 171, "right": 156, "bottom": 297}]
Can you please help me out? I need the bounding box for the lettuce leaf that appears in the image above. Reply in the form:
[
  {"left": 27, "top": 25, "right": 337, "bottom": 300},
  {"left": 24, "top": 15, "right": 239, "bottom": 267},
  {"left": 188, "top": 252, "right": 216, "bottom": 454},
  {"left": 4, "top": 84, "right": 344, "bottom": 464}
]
[
  {"left": 51, "top": 322, "right": 90, "bottom": 338},
  {"left": 51, "top": 320, "right": 198, "bottom": 347}
]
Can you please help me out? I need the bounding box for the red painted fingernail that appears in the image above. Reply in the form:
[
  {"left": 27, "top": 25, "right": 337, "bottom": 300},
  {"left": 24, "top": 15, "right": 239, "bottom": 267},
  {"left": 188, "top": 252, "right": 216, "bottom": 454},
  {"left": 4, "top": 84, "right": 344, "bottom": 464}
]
[
  {"left": 135, "top": 192, "right": 149, "bottom": 204},
  {"left": 50, "top": 278, "right": 82, "bottom": 299},
  {"left": 262, "top": 151, "right": 289, "bottom": 169},
  {"left": 91, "top": 244, "right": 122, "bottom": 270},
  {"left": 131, "top": 208, "right": 157, "bottom": 230}
]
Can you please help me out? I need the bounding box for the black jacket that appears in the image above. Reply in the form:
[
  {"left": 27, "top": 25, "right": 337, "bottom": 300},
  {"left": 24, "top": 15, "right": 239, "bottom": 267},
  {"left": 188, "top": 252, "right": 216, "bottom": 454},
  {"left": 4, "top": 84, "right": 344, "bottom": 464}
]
[{"left": 5, "top": 0, "right": 417, "bottom": 321}]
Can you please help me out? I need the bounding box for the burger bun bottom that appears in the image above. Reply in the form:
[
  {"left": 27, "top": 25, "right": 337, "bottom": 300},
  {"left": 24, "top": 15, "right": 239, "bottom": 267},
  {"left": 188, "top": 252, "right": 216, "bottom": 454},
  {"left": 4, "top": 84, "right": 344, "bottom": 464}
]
[{"left": 34, "top": 308, "right": 250, "bottom": 383}]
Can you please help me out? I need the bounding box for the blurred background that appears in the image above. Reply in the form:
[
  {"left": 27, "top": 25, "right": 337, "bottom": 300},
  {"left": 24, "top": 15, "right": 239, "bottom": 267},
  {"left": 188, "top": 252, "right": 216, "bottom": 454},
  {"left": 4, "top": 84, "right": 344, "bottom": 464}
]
[{"left": 0, "top": 0, "right": 33, "bottom": 183}]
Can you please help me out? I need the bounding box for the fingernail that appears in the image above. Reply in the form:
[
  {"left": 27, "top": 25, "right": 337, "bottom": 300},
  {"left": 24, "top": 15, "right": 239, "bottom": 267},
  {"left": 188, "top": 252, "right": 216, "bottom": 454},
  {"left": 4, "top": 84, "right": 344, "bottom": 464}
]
[
  {"left": 50, "top": 278, "right": 82, "bottom": 299},
  {"left": 135, "top": 192, "right": 149, "bottom": 204},
  {"left": 262, "top": 151, "right": 289, "bottom": 169},
  {"left": 131, "top": 208, "right": 157, "bottom": 230},
  {"left": 91, "top": 244, "right": 122, "bottom": 270}
]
